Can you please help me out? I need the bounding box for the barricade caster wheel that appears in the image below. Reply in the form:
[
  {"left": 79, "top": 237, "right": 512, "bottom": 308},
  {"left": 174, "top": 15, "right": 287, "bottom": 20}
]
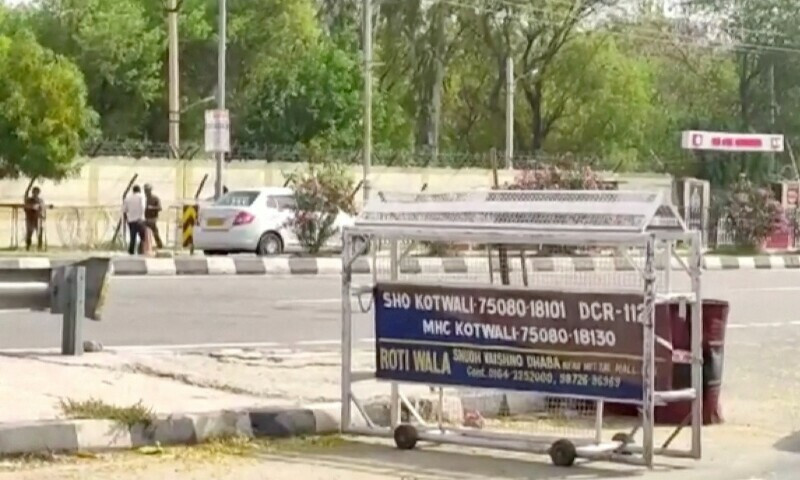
[
  {"left": 612, "top": 432, "right": 634, "bottom": 455},
  {"left": 393, "top": 424, "right": 419, "bottom": 450},
  {"left": 549, "top": 439, "right": 577, "bottom": 467},
  {"left": 612, "top": 432, "right": 634, "bottom": 445}
]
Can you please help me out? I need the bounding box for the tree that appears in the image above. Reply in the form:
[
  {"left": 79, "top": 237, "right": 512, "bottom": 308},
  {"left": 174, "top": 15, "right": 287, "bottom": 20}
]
[
  {"left": 285, "top": 154, "right": 356, "bottom": 254},
  {"left": 535, "top": 34, "right": 654, "bottom": 169},
  {"left": 376, "top": 0, "right": 462, "bottom": 154},
  {"left": 688, "top": 0, "right": 800, "bottom": 181},
  {"left": 0, "top": 31, "right": 96, "bottom": 179},
  {"left": 239, "top": 39, "right": 411, "bottom": 149},
  {"left": 29, "top": 0, "right": 163, "bottom": 139}
]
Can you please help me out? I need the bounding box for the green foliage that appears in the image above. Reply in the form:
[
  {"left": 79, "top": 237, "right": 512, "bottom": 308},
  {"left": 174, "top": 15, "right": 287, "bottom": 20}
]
[
  {"left": 240, "top": 41, "right": 411, "bottom": 149},
  {"left": 0, "top": 30, "right": 96, "bottom": 179},
  {"left": 286, "top": 155, "right": 356, "bottom": 253},
  {"left": 540, "top": 35, "right": 654, "bottom": 169},
  {"left": 29, "top": 0, "right": 163, "bottom": 138},
  {"left": 5, "top": 0, "right": 800, "bottom": 179}
]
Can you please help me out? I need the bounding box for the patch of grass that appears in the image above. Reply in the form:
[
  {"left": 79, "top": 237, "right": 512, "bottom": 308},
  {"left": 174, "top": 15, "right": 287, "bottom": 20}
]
[
  {"left": 193, "top": 436, "right": 259, "bottom": 457},
  {"left": 58, "top": 398, "right": 155, "bottom": 428},
  {"left": 707, "top": 245, "right": 764, "bottom": 256},
  {"left": 161, "top": 435, "right": 347, "bottom": 463}
]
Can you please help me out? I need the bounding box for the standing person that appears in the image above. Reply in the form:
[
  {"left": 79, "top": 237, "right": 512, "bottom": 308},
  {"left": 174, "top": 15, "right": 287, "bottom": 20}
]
[
  {"left": 143, "top": 183, "right": 163, "bottom": 249},
  {"left": 122, "top": 185, "right": 146, "bottom": 255},
  {"left": 23, "top": 187, "right": 45, "bottom": 251}
]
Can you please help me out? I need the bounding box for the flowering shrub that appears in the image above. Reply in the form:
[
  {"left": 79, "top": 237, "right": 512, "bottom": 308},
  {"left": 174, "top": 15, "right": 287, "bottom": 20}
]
[
  {"left": 506, "top": 165, "right": 613, "bottom": 190},
  {"left": 720, "top": 178, "right": 785, "bottom": 248},
  {"left": 501, "top": 164, "right": 611, "bottom": 256},
  {"left": 286, "top": 159, "right": 356, "bottom": 254}
]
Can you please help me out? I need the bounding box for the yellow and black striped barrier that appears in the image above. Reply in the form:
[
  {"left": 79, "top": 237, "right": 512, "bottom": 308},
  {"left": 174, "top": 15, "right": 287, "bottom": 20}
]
[{"left": 182, "top": 204, "right": 197, "bottom": 251}]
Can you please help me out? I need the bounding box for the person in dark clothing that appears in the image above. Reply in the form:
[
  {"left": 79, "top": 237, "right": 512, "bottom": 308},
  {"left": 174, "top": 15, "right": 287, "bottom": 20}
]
[
  {"left": 143, "top": 183, "right": 163, "bottom": 249},
  {"left": 122, "top": 185, "right": 145, "bottom": 255},
  {"left": 23, "top": 187, "right": 45, "bottom": 251}
]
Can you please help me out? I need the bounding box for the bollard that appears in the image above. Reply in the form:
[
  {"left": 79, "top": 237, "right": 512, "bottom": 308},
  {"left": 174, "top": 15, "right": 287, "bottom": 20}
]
[{"left": 61, "top": 266, "right": 85, "bottom": 356}]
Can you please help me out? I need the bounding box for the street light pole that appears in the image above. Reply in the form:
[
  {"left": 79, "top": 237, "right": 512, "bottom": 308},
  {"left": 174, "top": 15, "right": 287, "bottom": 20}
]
[
  {"left": 362, "top": 0, "right": 373, "bottom": 204},
  {"left": 167, "top": 0, "right": 180, "bottom": 159},
  {"left": 214, "top": 0, "right": 227, "bottom": 200},
  {"left": 505, "top": 56, "right": 514, "bottom": 170}
]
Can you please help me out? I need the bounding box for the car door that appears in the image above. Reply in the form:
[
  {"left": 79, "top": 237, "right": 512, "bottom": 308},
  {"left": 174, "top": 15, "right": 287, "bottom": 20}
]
[{"left": 267, "top": 194, "right": 299, "bottom": 249}]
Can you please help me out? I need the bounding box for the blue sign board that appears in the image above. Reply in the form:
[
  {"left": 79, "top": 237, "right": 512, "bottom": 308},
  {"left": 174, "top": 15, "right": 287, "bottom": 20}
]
[{"left": 374, "top": 282, "right": 672, "bottom": 403}]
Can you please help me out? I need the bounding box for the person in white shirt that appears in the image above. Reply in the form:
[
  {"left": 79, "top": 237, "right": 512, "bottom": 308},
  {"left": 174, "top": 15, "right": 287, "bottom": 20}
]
[{"left": 122, "top": 185, "right": 146, "bottom": 255}]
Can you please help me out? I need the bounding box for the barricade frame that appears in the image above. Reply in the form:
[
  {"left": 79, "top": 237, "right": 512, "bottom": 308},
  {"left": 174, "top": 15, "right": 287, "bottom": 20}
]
[{"left": 340, "top": 190, "right": 703, "bottom": 468}]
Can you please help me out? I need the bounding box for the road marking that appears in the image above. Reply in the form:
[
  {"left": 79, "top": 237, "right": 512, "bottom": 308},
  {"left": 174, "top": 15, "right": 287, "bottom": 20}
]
[
  {"left": 730, "top": 286, "right": 800, "bottom": 292},
  {"left": 295, "top": 339, "right": 340, "bottom": 346},
  {"left": 275, "top": 298, "right": 342, "bottom": 306},
  {"left": 728, "top": 321, "right": 800, "bottom": 330},
  {"left": 109, "top": 341, "right": 282, "bottom": 351},
  {"left": 0, "top": 338, "right": 377, "bottom": 354}
]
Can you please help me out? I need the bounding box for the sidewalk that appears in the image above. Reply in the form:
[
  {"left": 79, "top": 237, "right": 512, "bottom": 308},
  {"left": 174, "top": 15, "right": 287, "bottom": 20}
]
[
  {"left": 0, "top": 347, "right": 540, "bottom": 456},
  {"left": 0, "top": 338, "right": 798, "bottom": 469}
]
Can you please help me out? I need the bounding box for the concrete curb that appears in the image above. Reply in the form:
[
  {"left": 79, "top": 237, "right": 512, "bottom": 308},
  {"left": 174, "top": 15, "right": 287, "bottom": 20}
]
[
  {"left": 0, "top": 391, "right": 543, "bottom": 455},
  {"left": 0, "top": 405, "right": 338, "bottom": 456},
  {"left": 1, "top": 255, "right": 800, "bottom": 276}
]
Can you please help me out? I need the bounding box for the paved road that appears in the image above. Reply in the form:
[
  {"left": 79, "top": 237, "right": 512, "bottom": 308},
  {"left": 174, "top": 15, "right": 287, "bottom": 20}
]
[
  {"left": 1, "top": 270, "right": 799, "bottom": 475},
  {"left": 1, "top": 270, "right": 800, "bottom": 349},
  {"left": 0, "top": 275, "right": 372, "bottom": 349}
]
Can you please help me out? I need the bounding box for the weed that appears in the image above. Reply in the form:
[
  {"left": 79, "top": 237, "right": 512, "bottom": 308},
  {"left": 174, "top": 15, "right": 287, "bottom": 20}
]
[{"left": 58, "top": 398, "right": 155, "bottom": 428}]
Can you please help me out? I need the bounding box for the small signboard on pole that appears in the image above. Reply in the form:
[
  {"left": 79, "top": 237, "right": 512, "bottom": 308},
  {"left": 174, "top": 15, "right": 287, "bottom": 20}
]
[
  {"left": 681, "top": 130, "right": 784, "bottom": 153},
  {"left": 204, "top": 109, "right": 230, "bottom": 153}
]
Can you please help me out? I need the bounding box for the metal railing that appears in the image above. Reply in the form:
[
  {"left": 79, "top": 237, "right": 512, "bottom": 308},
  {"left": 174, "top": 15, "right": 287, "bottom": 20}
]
[
  {"left": 0, "top": 204, "right": 189, "bottom": 251},
  {"left": 0, "top": 257, "right": 111, "bottom": 355}
]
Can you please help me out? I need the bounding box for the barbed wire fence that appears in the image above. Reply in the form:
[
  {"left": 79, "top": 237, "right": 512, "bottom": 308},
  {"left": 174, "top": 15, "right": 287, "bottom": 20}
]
[
  {"left": 18, "top": 138, "right": 788, "bottom": 251},
  {"left": 80, "top": 139, "right": 592, "bottom": 172}
]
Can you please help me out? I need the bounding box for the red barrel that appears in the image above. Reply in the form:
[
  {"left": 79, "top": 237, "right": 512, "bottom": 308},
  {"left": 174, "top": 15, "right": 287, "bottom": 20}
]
[{"left": 606, "top": 300, "right": 729, "bottom": 425}]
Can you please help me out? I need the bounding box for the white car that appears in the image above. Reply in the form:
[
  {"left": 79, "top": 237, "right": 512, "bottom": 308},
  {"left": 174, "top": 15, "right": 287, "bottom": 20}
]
[{"left": 193, "top": 187, "right": 353, "bottom": 255}]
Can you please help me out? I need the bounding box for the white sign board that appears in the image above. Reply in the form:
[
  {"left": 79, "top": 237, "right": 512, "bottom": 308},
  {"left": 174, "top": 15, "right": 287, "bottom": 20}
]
[
  {"left": 204, "top": 109, "right": 230, "bottom": 153},
  {"left": 681, "top": 130, "right": 784, "bottom": 153}
]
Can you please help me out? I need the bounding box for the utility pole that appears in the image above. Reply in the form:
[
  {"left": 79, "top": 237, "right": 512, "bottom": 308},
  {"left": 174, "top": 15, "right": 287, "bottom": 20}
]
[
  {"left": 769, "top": 62, "right": 777, "bottom": 179},
  {"left": 505, "top": 56, "right": 514, "bottom": 170},
  {"left": 167, "top": 0, "right": 180, "bottom": 160},
  {"left": 362, "top": 0, "right": 373, "bottom": 204},
  {"left": 214, "top": 0, "right": 227, "bottom": 199}
]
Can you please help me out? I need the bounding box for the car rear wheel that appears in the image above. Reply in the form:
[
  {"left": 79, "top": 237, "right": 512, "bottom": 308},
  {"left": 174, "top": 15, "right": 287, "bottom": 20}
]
[{"left": 256, "top": 232, "right": 283, "bottom": 256}]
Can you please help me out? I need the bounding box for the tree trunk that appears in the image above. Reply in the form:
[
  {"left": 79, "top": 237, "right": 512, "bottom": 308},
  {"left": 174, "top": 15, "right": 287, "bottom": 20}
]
[
  {"left": 524, "top": 80, "right": 545, "bottom": 152},
  {"left": 414, "top": 1, "right": 447, "bottom": 160}
]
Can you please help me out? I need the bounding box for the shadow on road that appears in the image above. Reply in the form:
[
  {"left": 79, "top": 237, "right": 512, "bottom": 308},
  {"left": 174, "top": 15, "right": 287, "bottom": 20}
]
[
  {"left": 775, "top": 431, "right": 800, "bottom": 454},
  {"left": 260, "top": 440, "right": 688, "bottom": 480}
]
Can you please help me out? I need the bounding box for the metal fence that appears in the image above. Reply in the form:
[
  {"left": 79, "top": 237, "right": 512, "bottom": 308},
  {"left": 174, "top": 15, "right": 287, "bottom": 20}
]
[
  {"left": 0, "top": 204, "right": 186, "bottom": 251},
  {"left": 712, "top": 217, "right": 800, "bottom": 250}
]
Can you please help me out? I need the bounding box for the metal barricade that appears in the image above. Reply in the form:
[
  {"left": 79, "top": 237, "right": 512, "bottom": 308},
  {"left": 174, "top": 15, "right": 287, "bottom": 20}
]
[
  {"left": 340, "top": 190, "right": 704, "bottom": 468},
  {"left": 0, "top": 257, "right": 111, "bottom": 355}
]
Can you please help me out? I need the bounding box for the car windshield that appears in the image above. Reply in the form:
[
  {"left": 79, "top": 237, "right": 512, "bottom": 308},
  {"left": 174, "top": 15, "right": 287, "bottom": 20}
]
[{"left": 214, "top": 191, "right": 259, "bottom": 207}]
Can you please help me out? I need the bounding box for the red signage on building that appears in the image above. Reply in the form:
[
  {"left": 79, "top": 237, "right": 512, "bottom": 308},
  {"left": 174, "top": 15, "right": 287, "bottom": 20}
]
[{"left": 681, "top": 131, "right": 784, "bottom": 153}]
